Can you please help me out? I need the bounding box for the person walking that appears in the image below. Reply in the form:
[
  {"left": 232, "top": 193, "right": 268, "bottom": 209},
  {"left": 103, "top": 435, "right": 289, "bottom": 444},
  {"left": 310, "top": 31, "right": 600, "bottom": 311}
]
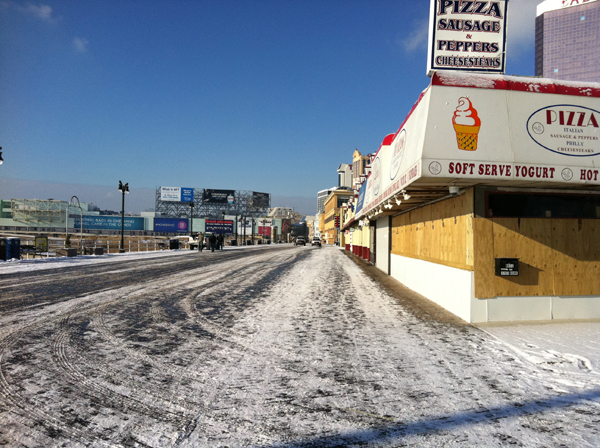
[
  {"left": 217, "top": 234, "right": 224, "bottom": 251},
  {"left": 197, "top": 231, "right": 204, "bottom": 252},
  {"left": 209, "top": 233, "right": 217, "bottom": 252}
]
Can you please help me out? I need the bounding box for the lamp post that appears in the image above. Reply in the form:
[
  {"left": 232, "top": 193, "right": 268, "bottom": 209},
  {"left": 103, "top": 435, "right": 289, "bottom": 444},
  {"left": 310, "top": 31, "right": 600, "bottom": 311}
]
[
  {"left": 0, "top": 147, "right": 3, "bottom": 165},
  {"left": 118, "top": 181, "right": 129, "bottom": 253}
]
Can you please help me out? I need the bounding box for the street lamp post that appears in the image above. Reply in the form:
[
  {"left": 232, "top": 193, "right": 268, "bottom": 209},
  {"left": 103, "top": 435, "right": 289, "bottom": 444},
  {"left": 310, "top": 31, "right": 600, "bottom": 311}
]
[
  {"left": 190, "top": 201, "right": 195, "bottom": 240},
  {"left": 118, "top": 181, "right": 129, "bottom": 253}
]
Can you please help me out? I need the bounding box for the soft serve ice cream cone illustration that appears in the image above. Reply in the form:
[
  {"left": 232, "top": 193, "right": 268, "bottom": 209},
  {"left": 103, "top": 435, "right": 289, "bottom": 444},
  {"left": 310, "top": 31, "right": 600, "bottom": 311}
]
[{"left": 452, "top": 97, "right": 481, "bottom": 151}]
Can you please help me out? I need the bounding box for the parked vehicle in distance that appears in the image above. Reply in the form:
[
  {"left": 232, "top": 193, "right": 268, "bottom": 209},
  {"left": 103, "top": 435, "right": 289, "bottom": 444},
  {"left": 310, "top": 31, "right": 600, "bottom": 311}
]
[
  {"left": 295, "top": 237, "right": 306, "bottom": 246},
  {"left": 311, "top": 237, "right": 321, "bottom": 247}
]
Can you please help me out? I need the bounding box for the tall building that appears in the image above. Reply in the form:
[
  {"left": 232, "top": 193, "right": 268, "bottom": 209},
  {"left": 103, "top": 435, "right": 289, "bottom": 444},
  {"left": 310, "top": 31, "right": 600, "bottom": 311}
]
[
  {"left": 337, "top": 163, "right": 353, "bottom": 189},
  {"left": 535, "top": 0, "right": 600, "bottom": 82},
  {"left": 317, "top": 188, "right": 336, "bottom": 215},
  {"left": 352, "top": 149, "right": 371, "bottom": 188}
]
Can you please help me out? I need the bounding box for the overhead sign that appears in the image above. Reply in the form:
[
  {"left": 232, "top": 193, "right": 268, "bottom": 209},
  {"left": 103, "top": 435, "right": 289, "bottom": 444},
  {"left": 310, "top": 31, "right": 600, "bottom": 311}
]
[
  {"left": 202, "top": 189, "right": 236, "bottom": 204},
  {"left": 154, "top": 218, "right": 189, "bottom": 233},
  {"left": 160, "top": 187, "right": 194, "bottom": 202},
  {"left": 206, "top": 219, "right": 234, "bottom": 234},
  {"left": 75, "top": 216, "right": 145, "bottom": 231},
  {"left": 427, "top": 0, "right": 509, "bottom": 75}
]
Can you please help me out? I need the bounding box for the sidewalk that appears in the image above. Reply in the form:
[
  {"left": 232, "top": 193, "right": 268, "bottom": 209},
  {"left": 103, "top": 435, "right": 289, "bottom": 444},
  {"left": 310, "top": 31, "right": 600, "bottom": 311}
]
[{"left": 477, "top": 320, "right": 600, "bottom": 374}]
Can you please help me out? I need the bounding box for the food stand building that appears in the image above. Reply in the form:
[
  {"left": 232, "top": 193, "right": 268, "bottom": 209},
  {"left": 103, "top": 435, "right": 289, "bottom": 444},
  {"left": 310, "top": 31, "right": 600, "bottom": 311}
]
[{"left": 345, "top": 72, "right": 600, "bottom": 323}]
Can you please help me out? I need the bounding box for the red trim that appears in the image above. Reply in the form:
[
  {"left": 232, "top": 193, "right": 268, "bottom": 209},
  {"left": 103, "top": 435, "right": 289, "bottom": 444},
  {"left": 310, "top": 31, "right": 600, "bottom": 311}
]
[{"left": 432, "top": 72, "right": 600, "bottom": 98}]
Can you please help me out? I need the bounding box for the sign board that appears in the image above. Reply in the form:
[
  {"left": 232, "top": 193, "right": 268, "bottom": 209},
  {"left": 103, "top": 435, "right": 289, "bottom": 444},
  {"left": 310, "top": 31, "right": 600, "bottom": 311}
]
[
  {"left": 357, "top": 73, "right": 600, "bottom": 219},
  {"left": 205, "top": 219, "right": 234, "bottom": 234},
  {"left": 160, "top": 187, "right": 194, "bottom": 202},
  {"left": 35, "top": 236, "right": 48, "bottom": 252},
  {"left": 427, "top": 0, "right": 509, "bottom": 75},
  {"left": 154, "top": 218, "right": 189, "bottom": 233},
  {"left": 421, "top": 74, "right": 600, "bottom": 185},
  {"left": 495, "top": 258, "right": 519, "bottom": 276},
  {"left": 258, "top": 218, "right": 273, "bottom": 236},
  {"left": 75, "top": 216, "right": 145, "bottom": 231},
  {"left": 202, "top": 189, "right": 236, "bottom": 204},
  {"left": 252, "top": 192, "right": 270, "bottom": 208}
]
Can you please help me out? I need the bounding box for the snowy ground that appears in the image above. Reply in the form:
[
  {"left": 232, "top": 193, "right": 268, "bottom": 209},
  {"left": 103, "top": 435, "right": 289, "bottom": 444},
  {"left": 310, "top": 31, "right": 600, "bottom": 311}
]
[{"left": 1, "top": 245, "right": 600, "bottom": 447}]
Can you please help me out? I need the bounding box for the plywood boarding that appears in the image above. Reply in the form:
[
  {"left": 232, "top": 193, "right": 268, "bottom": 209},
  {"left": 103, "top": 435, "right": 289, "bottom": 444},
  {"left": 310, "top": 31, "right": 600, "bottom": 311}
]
[
  {"left": 391, "top": 189, "right": 474, "bottom": 271},
  {"left": 474, "top": 218, "right": 600, "bottom": 298}
]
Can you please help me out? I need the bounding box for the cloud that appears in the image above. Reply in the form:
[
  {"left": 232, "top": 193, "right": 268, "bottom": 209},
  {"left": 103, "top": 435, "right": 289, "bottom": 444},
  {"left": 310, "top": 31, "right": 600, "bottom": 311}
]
[
  {"left": 72, "top": 37, "right": 89, "bottom": 53},
  {"left": 25, "top": 3, "right": 53, "bottom": 21},
  {"left": 399, "top": 19, "right": 430, "bottom": 53},
  {"left": 2, "top": 2, "right": 57, "bottom": 22}
]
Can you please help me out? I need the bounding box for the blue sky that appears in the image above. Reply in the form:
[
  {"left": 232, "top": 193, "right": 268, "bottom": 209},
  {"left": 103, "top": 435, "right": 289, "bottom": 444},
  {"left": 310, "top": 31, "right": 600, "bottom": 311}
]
[{"left": 0, "top": 0, "right": 539, "bottom": 214}]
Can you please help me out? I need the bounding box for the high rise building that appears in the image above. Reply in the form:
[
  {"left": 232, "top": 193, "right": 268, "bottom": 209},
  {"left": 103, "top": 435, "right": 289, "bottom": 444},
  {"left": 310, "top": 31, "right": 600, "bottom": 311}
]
[
  {"left": 535, "top": 0, "right": 600, "bottom": 82},
  {"left": 337, "top": 163, "right": 353, "bottom": 189}
]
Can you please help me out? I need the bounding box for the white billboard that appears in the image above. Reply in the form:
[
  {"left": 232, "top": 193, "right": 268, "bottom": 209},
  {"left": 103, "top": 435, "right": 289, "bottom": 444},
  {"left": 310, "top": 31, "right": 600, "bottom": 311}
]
[
  {"left": 427, "top": 0, "right": 509, "bottom": 75},
  {"left": 160, "top": 187, "right": 194, "bottom": 202}
]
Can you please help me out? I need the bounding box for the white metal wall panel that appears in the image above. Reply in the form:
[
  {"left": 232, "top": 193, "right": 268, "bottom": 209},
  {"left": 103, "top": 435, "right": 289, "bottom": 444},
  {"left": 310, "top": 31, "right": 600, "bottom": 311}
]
[{"left": 375, "top": 217, "right": 390, "bottom": 274}]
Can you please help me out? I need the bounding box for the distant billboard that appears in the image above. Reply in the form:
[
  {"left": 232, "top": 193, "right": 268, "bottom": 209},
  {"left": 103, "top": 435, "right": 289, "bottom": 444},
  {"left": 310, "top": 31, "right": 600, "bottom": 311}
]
[
  {"left": 252, "top": 192, "right": 270, "bottom": 208},
  {"left": 202, "top": 189, "right": 236, "bottom": 204},
  {"left": 426, "top": 0, "right": 508, "bottom": 75},
  {"left": 75, "top": 216, "right": 145, "bottom": 231},
  {"left": 205, "top": 219, "right": 234, "bottom": 234},
  {"left": 160, "top": 187, "right": 194, "bottom": 202},
  {"left": 154, "top": 218, "right": 189, "bottom": 233}
]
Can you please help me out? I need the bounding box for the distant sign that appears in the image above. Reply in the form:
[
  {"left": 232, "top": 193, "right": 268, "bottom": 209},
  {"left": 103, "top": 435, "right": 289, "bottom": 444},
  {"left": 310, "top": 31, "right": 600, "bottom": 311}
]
[
  {"left": 427, "top": 0, "right": 508, "bottom": 75},
  {"left": 75, "top": 216, "right": 145, "bottom": 231},
  {"left": 35, "top": 236, "right": 48, "bottom": 252},
  {"left": 206, "top": 219, "right": 234, "bottom": 234},
  {"left": 253, "top": 192, "right": 270, "bottom": 208},
  {"left": 203, "top": 189, "right": 236, "bottom": 204},
  {"left": 258, "top": 218, "right": 273, "bottom": 236},
  {"left": 160, "top": 187, "right": 194, "bottom": 202},
  {"left": 154, "top": 218, "right": 189, "bottom": 233}
]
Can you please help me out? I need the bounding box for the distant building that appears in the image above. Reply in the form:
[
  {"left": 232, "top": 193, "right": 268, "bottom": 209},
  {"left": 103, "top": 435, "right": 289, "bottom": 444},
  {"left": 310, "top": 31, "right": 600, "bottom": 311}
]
[
  {"left": 337, "top": 163, "right": 353, "bottom": 189},
  {"left": 536, "top": 0, "right": 600, "bottom": 82},
  {"left": 321, "top": 189, "right": 353, "bottom": 246},
  {"left": 317, "top": 188, "right": 336, "bottom": 215},
  {"left": 352, "top": 149, "right": 371, "bottom": 188}
]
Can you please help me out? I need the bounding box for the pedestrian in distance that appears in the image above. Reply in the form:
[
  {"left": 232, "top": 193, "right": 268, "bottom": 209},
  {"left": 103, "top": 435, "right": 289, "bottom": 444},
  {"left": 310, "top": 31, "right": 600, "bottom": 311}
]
[
  {"left": 197, "top": 231, "right": 204, "bottom": 252},
  {"left": 217, "top": 234, "right": 224, "bottom": 251},
  {"left": 209, "top": 233, "right": 217, "bottom": 252}
]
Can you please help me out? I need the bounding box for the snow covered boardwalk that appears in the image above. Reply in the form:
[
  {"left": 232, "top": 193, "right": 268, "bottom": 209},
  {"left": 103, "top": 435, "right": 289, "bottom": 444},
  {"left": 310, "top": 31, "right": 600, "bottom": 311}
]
[{"left": 1, "top": 245, "right": 599, "bottom": 447}]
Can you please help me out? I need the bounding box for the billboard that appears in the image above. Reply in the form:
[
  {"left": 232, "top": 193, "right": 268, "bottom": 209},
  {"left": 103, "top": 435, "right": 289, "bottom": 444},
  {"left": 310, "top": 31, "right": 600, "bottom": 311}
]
[
  {"left": 202, "top": 189, "right": 235, "bottom": 204},
  {"left": 154, "top": 218, "right": 189, "bottom": 233},
  {"left": 252, "top": 192, "right": 270, "bottom": 208},
  {"left": 426, "top": 0, "right": 508, "bottom": 75},
  {"left": 205, "top": 220, "right": 234, "bottom": 234},
  {"left": 160, "top": 187, "right": 194, "bottom": 202},
  {"left": 75, "top": 216, "right": 145, "bottom": 231}
]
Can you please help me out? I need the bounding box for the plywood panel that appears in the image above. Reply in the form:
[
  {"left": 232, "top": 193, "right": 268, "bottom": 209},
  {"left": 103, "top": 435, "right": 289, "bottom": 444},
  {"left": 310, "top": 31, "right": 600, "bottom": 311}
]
[
  {"left": 473, "top": 217, "right": 495, "bottom": 298},
  {"left": 391, "top": 192, "right": 474, "bottom": 271},
  {"left": 552, "top": 219, "right": 600, "bottom": 296},
  {"left": 492, "top": 218, "right": 555, "bottom": 297}
]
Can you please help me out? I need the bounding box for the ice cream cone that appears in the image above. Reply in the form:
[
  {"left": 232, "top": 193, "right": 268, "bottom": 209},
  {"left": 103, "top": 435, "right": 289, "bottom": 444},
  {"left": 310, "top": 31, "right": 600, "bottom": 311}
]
[{"left": 453, "top": 123, "right": 480, "bottom": 151}]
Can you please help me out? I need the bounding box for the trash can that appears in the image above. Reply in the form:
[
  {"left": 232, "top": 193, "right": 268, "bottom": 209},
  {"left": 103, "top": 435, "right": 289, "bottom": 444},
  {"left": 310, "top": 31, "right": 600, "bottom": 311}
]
[
  {"left": 6, "top": 238, "right": 21, "bottom": 260},
  {"left": 169, "top": 239, "right": 179, "bottom": 250},
  {"left": 0, "top": 238, "right": 6, "bottom": 261}
]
